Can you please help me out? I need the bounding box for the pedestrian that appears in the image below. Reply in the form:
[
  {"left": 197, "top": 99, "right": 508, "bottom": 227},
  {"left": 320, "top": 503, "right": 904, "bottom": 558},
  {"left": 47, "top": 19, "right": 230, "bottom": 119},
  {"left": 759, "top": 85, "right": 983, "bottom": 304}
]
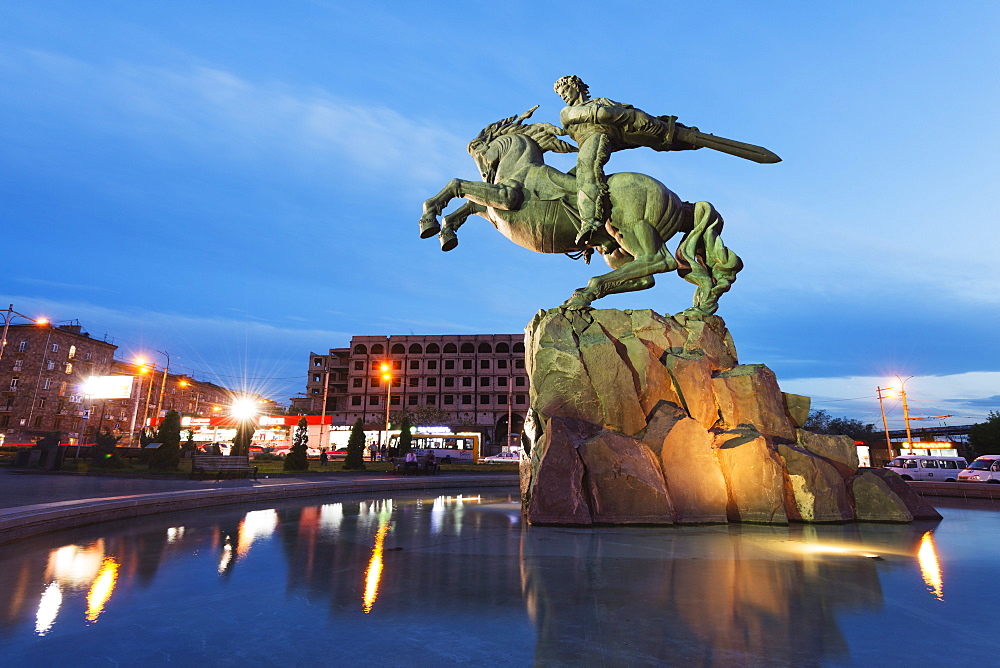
[{"left": 319, "top": 448, "right": 328, "bottom": 467}]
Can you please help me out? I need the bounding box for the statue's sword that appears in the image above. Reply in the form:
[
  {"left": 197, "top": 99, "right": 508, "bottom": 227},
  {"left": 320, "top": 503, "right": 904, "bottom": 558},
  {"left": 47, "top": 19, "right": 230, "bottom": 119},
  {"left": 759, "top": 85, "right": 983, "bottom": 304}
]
[{"left": 674, "top": 126, "right": 781, "bottom": 164}]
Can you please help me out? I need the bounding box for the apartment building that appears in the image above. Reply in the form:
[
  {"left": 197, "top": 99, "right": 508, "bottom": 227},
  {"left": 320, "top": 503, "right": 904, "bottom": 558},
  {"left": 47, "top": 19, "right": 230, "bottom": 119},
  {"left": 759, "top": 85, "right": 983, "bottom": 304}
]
[{"left": 302, "top": 333, "right": 527, "bottom": 445}]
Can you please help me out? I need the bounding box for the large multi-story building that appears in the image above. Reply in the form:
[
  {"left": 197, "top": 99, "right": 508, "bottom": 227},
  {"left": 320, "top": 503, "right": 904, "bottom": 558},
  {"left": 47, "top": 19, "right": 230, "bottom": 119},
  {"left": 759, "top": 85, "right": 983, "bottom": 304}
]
[
  {"left": 0, "top": 322, "right": 117, "bottom": 444},
  {"left": 301, "top": 334, "right": 528, "bottom": 446}
]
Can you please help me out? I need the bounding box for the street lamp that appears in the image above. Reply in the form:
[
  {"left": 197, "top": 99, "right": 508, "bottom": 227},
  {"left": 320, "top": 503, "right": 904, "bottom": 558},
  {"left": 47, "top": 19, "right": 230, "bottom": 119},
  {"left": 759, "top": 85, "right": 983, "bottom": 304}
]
[
  {"left": 153, "top": 349, "right": 170, "bottom": 420},
  {"left": 0, "top": 304, "right": 47, "bottom": 362},
  {"left": 381, "top": 363, "right": 391, "bottom": 458},
  {"left": 128, "top": 359, "right": 152, "bottom": 446}
]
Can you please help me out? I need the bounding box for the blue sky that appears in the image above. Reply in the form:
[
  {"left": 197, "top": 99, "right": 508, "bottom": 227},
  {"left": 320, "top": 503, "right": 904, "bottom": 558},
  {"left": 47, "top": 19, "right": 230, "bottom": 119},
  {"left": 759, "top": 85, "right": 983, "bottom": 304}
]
[{"left": 2, "top": 1, "right": 998, "bottom": 429}]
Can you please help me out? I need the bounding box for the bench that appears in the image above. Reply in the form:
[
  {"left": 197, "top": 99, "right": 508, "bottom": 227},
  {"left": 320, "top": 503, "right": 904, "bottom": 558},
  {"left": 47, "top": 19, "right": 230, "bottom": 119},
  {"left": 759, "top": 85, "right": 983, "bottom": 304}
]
[
  {"left": 392, "top": 455, "right": 440, "bottom": 476},
  {"left": 191, "top": 454, "right": 258, "bottom": 480}
]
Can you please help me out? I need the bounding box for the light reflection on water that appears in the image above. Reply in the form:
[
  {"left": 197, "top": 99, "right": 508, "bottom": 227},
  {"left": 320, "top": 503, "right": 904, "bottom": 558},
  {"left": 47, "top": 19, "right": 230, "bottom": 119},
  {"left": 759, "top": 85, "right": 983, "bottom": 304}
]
[{"left": 0, "top": 492, "right": 996, "bottom": 666}]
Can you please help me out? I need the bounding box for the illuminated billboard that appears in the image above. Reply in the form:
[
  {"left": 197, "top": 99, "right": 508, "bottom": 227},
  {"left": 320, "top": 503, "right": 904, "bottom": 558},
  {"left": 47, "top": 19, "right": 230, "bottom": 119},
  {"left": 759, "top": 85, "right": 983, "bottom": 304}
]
[{"left": 81, "top": 375, "right": 134, "bottom": 399}]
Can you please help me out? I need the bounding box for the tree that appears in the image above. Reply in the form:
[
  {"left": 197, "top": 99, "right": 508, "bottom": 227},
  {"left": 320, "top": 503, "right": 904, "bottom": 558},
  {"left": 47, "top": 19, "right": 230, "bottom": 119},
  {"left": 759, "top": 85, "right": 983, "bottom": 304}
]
[
  {"left": 93, "top": 429, "right": 128, "bottom": 468},
  {"left": 804, "top": 409, "right": 876, "bottom": 441},
  {"left": 183, "top": 429, "right": 197, "bottom": 455},
  {"left": 149, "top": 410, "right": 182, "bottom": 470},
  {"left": 969, "top": 411, "right": 1000, "bottom": 455},
  {"left": 284, "top": 416, "right": 310, "bottom": 471},
  {"left": 232, "top": 418, "right": 255, "bottom": 457},
  {"left": 342, "top": 418, "right": 367, "bottom": 470},
  {"left": 397, "top": 416, "right": 413, "bottom": 456}
]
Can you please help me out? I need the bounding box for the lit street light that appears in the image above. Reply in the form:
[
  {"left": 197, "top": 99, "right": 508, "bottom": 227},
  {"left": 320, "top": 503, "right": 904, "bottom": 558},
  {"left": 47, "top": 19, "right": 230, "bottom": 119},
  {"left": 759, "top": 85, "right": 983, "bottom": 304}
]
[
  {"left": 0, "top": 304, "right": 47, "bottom": 362},
  {"left": 381, "top": 363, "right": 391, "bottom": 459}
]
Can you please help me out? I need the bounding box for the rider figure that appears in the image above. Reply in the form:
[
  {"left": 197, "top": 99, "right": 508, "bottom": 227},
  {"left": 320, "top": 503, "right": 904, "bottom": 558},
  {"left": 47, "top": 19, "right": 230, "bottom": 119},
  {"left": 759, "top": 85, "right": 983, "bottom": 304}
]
[{"left": 553, "top": 75, "right": 701, "bottom": 243}]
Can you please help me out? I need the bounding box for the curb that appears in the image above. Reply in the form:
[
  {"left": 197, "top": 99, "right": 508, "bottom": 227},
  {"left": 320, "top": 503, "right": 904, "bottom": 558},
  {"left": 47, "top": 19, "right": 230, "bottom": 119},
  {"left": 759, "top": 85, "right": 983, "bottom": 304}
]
[{"left": 0, "top": 475, "right": 520, "bottom": 545}]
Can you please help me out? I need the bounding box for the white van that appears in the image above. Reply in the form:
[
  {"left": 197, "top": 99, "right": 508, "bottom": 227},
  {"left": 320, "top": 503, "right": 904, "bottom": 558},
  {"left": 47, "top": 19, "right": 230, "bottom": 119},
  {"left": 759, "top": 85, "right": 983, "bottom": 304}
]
[
  {"left": 885, "top": 455, "right": 968, "bottom": 482},
  {"left": 957, "top": 455, "right": 1000, "bottom": 483}
]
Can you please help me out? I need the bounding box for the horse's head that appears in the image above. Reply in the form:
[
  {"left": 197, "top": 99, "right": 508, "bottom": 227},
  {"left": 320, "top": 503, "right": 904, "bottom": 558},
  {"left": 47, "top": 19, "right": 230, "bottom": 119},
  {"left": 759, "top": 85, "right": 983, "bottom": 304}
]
[{"left": 468, "top": 107, "right": 576, "bottom": 182}]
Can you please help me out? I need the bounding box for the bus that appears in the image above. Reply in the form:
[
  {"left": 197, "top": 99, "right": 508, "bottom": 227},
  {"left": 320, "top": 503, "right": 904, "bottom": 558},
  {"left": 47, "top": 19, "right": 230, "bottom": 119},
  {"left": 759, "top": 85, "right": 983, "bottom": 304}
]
[{"left": 387, "top": 431, "right": 481, "bottom": 463}]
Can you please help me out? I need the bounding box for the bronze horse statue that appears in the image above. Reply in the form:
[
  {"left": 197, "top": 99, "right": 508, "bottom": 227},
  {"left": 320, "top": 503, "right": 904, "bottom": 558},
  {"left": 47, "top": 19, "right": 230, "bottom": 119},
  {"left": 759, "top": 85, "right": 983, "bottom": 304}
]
[{"left": 418, "top": 108, "right": 743, "bottom": 317}]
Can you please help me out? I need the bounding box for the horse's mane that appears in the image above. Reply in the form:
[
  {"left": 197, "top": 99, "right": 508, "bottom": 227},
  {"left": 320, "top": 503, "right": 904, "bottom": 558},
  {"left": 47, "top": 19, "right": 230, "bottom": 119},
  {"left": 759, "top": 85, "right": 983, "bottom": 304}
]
[{"left": 469, "top": 112, "right": 577, "bottom": 156}]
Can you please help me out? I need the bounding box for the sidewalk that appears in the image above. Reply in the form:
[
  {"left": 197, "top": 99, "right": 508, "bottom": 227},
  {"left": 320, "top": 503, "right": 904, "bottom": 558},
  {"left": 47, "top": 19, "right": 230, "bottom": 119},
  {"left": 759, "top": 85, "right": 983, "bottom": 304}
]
[{"left": 0, "top": 469, "right": 520, "bottom": 545}]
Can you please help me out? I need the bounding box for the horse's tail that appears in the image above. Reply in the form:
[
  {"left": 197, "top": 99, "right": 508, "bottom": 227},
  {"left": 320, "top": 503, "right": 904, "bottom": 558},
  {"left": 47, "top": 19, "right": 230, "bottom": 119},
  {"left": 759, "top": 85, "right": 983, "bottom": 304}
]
[{"left": 674, "top": 201, "right": 743, "bottom": 316}]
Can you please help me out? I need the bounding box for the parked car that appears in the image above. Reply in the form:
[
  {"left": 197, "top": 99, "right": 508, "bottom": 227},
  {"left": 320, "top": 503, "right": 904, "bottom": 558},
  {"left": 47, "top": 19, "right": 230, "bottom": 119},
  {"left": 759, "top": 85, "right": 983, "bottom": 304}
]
[
  {"left": 328, "top": 448, "right": 349, "bottom": 460},
  {"left": 884, "top": 455, "right": 968, "bottom": 481},
  {"left": 480, "top": 451, "right": 521, "bottom": 464},
  {"left": 958, "top": 455, "right": 1000, "bottom": 483}
]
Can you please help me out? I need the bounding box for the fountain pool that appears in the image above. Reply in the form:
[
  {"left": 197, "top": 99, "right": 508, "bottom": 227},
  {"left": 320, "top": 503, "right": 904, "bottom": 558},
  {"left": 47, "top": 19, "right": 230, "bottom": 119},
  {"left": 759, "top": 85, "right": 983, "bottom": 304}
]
[{"left": 0, "top": 488, "right": 995, "bottom": 666}]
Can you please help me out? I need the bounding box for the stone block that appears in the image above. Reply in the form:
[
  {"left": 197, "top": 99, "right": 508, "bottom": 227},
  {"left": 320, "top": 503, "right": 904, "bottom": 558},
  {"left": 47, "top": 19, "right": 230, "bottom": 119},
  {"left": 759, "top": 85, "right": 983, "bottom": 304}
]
[
  {"left": 712, "top": 365, "right": 797, "bottom": 442},
  {"left": 777, "top": 442, "right": 854, "bottom": 522},
  {"left": 578, "top": 319, "right": 646, "bottom": 435},
  {"left": 714, "top": 430, "right": 788, "bottom": 524},
  {"left": 783, "top": 393, "right": 811, "bottom": 428},
  {"left": 796, "top": 429, "right": 859, "bottom": 477},
  {"left": 578, "top": 430, "right": 674, "bottom": 524},
  {"left": 849, "top": 470, "right": 913, "bottom": 523},
  {"left": 864, "top": 468, "right": 942, "bottom": 520},
  {"left": 525, "top": 416, "right": 597, "bottom": 524},
  {"left": 651, "top": 411, "right": 729, "bottom": 523}
]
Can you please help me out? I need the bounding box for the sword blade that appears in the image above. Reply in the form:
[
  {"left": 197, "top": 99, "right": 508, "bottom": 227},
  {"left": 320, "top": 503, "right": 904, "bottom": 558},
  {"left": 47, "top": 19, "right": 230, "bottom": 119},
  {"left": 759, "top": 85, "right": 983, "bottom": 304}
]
[{"left": 676, "top": 127, "right": 781, "bottom": 164}]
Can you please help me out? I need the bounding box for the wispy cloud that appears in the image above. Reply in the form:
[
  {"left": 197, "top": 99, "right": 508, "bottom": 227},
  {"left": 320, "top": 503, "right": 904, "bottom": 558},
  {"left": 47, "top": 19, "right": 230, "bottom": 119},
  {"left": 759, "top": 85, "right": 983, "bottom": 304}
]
[{"left": 16, "top": 277, "right": 109, "bottom": 292}]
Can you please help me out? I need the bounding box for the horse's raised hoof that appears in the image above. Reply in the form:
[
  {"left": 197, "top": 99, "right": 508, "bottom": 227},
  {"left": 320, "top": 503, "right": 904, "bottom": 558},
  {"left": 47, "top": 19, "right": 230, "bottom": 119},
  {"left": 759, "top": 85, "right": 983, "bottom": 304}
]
[
  {"left": 419, "top": 217, "right": 441, "bottom": 238},
  {"left": 440, "top": 230, "right": 458, "bottom": 252},
  {"left": 561, "top": 289, "right": 593, "bottom": 310}
]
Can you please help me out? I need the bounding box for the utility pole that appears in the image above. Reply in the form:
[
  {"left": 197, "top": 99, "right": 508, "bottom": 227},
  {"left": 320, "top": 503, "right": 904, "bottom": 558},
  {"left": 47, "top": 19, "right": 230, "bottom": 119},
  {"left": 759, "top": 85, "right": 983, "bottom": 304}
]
[
  {"left": 876, "top": 386, "right": 894, "bottom": 458},
  {"left": 898, "top": 376, "right": 914, "bottom": 450},
  {"left": 154, "top": 349, "right": 170, "bottom": 419}
]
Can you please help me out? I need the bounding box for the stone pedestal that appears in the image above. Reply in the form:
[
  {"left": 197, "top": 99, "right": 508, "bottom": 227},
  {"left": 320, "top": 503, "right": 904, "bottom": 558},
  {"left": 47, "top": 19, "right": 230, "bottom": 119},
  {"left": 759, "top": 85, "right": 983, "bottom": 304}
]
[{"left": 520, "top": 308, "right": 940, "bottom": 525}]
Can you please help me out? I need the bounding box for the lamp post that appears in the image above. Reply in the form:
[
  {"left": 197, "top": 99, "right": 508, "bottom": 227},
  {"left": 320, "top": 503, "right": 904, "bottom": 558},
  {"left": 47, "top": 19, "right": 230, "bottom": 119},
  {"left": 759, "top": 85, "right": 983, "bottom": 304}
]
[
  {"left": 896, "top": 375, "right": 914, "bottom": 451},
  {"left": 154, "top": 349, "right": 170, "bottom": 419},
  {"left": 128, "top": 360, "right": 151, "bottom": 447},
  {"left": 0, "top": 304, "right": 47, "bottom": 362},
  {"left": 876, "top": 385, "right": 894, "bottom": 458},
  {"left": 381, "top": 363, "right": 391, "bottom": 459}
]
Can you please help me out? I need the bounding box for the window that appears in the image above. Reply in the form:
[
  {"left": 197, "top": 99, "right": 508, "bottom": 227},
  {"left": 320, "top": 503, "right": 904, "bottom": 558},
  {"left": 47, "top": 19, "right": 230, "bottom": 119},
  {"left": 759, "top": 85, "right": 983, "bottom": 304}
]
[
  {"left": 42, "top": 378, "right": 51, "bottom": 390},
  {"left": 37, "top": 398, "right": 46, "bottom": 408},
  {"left": 390, "top": 396, "right": 401, "bottom": 406},
  {"left": 516, "top": 394, "right": 526, "bottom": 404},
  {"left": 409, "top": 344, "right": 423, "bottom": 354},
  {"left": 462, "top": 395, "right": 473, "bottom": 404},
  {"left": 426, "top": 395, "right": 436, "bottom": 404},
  {"left": 392, "top": 378, "right": 401, "bottom": 388},
  {"left": 497, "top": 394, "right": 507, "bottom": 404},
  {"left": 427, "top": 343, "right": 440, "bottom": 353},
  {"left": 496, "top": 343, "right": 510, "bottom": 353},
  {"left": 443, "top": 343, "right": 458, "bottom": 353},
  {"left": 498, "top": 359, "right": 507, "bottom": 369},
  {"left": 410, "top": 360, "right": 420, "bottom": 370},
  {"left": 59, "top": 382, "right": 67, "bottom": 396},
  {"left": 427, "top": 377, "right": 437, "bottom": 387},
  {"left": 445, "top": 360, "right": 455, "bottom": 370},
  {"left": 498, "top": 377, "right": 508, "bottom": 386},
  {"left": 480, "top": 377, "right": 490, "bottom": 386},
  {"left": 463, "top": 360, "right": 472, "bottom": 370},
  {"left": 355, "top": 361, "right": 364, "bottom": 370},
  {"left": 516, "top": 377, "right": 526, "bottom": 386},
  {"left": 12, "top": 359, "right": 22, "bottom": 371},
  {"left": 68, "top": 345, "right": 76, "bottom": 359},
  {"left": 462, "top": 377, "right": 472, "bottom": 387},
  {"left": 34, "top": 416, "right": 43, "bottom": 428},
  {"left": 353, "top": 378, "right": 362, "bottom": 388},
  {"left": 46, "top": 360, "right": 55, "bottom": 371},
  {"left": 370, "top": 344, "right": 384, "bottom": 354},
  {"left": 312, "top": 389, "right": 320, "bottom": 395},
  {"left": 50, "top": 342, "right": 59, "bottom": 353},
  {"left": 444, "top": 377, "right": 455, "bottom": 387},
  {"left": 393, "top": 361, "right": 402, "bottom": 370},
  {"left": 427, "top": 360, "right": 437, "bottom": 370},
  {"left": 444, "top": 395, "right": 454, "bottom": 404},
  {"left": 391, "top": 343, "right": 405, "bottom": 354},
  {"left": 460, "top": 343, "right": 475, "bottom": 353},
  {"left": 478, "top": 342, "right": 492, "bottom": 353},
  {"left": 352, "top": 396, "right": 362, "bottom": 406},
  {"left": 371, "top": 377, "right": 380, "bottom": 387},
  {"left": 313, "top": 374, "right": 321, "bottom": 383},
  {"left": 513, "top": 342, "right": 525, "bottom": 353},
  {"left": 515, "top": 360, "right": 525, "bottom": 369},
  {"left": 480, "top": 360, "right": 489, "bottom": 369},
  {"left": 921, "top": 460, "right": 939, "bottom": 468},
  {"left": 409, "top": 378, "right": 419, "bottom": 387},
  {"left": 8, "top": 377, "right": 18, "bottom": 391},
  {"left": 17, "top": 340, "right": 27, "bottom": 352},
  {"left": 64, "top": 363, "right": 73, "bottom": 374},
  {"left": 354, "top": 344, "right": 368, "bottom": 354},
  {"left": 369, "top": 396, "right": 379, "bottom": 405},
  {"left": 70, "top": 394, "right": 80, "bottom": 402},
  {"left": 408, "top": 395, "right": 418, "bottom": 405},
  {"left": 84, "top": 352, "right": 91, "bottom": 360}
]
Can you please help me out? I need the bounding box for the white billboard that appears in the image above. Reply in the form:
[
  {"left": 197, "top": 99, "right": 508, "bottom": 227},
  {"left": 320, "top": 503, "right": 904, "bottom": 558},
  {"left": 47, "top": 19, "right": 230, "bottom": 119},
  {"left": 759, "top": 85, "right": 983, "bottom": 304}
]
[{"left": 82, "top": 375, "right": 134, "bottom": 399}]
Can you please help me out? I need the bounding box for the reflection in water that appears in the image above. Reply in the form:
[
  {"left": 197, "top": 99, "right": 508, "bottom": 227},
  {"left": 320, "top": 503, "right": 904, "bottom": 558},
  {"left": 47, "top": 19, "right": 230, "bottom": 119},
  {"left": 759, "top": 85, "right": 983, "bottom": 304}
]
[
  {"left": 918, "top": 531, "right": 944, "bottom": 601},
  {"left": 362, "top": 506, "right": 392, "bottom": 614},
  {"left": 236, "top": 509, "right": 278, "bottom": 558},
  {"left": 85, "top": 557, "right": 119, "bottom": 623},
  {"left": 34, "top": 582, "right": 61, "bottom": 636}
]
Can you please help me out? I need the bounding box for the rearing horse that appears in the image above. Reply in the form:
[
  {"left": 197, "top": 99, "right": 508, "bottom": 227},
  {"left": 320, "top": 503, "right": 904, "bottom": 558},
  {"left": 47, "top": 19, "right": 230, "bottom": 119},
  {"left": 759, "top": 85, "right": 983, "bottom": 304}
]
[{"left": 418, "top": 109, "right": 743, "bottom": 317}]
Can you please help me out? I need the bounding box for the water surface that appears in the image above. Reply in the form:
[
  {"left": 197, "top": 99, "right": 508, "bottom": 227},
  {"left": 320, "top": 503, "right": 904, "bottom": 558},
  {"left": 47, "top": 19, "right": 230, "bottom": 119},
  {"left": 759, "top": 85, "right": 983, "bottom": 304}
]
[{"left": 0, "top": 490, "right": 995, "bottom": 666}]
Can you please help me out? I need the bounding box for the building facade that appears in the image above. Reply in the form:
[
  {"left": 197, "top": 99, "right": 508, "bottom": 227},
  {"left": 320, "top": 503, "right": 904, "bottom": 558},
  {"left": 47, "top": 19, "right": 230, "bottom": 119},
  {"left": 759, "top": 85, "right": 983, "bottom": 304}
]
[
  {"left": 0, "top": 323, "right": 117, "bottom": 444},
  {"left": 302, "top": 334, "right": 528, "bottom": 447}
]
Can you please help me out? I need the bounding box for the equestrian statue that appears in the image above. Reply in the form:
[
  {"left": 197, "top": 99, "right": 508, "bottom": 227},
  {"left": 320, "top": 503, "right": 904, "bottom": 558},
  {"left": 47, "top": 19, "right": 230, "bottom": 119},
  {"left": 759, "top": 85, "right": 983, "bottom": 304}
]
[{"left": 418, "top": 76, "right": 780, "bottom": 317}]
